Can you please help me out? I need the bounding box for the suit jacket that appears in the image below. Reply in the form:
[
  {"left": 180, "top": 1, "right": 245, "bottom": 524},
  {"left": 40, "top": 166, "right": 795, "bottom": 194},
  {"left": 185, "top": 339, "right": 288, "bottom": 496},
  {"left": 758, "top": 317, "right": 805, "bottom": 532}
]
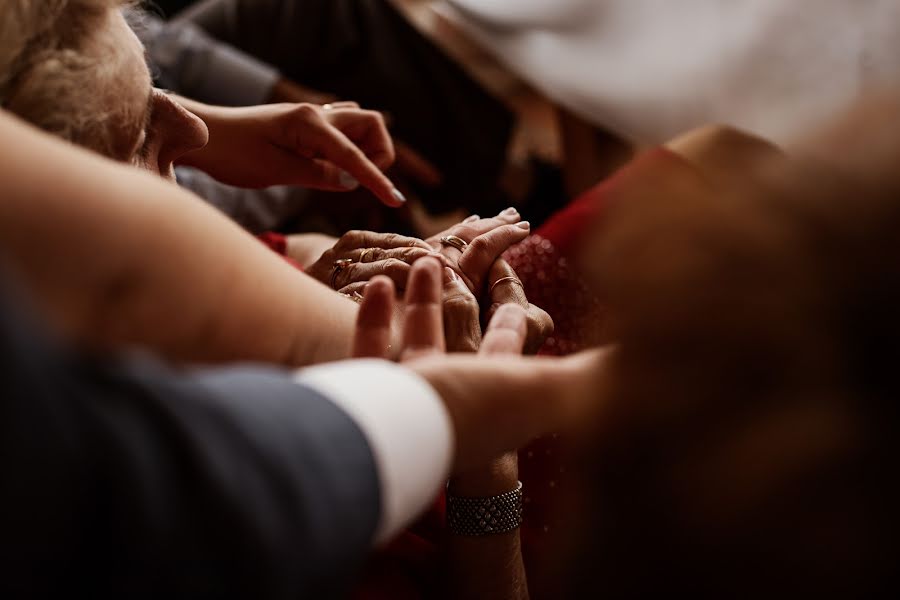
[{"left": 0, "top": 282, "right": 380, "bottom": 599}]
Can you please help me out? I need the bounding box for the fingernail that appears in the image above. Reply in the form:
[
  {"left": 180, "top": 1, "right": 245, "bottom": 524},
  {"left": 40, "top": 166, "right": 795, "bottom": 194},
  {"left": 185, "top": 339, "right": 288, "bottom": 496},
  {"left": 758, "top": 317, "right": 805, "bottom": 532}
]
[
  {"left": 516, "top": 221, "right": 531, "bottom": 230},
  {"left": 501, "top": 206, "right": 519, "bottom": 216},
  {"left": 463, "top": 214, "right": 480, "bottom": 223},
  {"left": 338, "top": 171, "right": 359, "bottom": 190},
  {"left": 391, "top": 188, "right": 407, "bottom": 204},
  {"left": 445, "top": 267, "right": 459, "bottom": 282}
]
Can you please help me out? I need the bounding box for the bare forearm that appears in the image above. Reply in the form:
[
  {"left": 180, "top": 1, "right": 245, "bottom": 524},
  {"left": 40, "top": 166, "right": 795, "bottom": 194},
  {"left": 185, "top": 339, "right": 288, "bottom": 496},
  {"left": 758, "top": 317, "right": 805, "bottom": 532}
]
[{"left": 0, "top": 110, "right": 355, "bottom": 366}]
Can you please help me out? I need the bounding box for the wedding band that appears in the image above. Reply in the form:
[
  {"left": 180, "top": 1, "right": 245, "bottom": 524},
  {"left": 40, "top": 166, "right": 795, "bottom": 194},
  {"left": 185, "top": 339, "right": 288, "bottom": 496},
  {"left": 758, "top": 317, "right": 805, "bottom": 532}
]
[
  {"left": 359, "top": 248, "right": 376, "bottom": 263},
  {"left": 489, "top": 276, "right": 524, "bottom": 296},
  {"left": 331, "top": 258, "right": 355, "bottom": 289},
  {"left": 440, "top": 235, "right": 468, "bottom": 253}
]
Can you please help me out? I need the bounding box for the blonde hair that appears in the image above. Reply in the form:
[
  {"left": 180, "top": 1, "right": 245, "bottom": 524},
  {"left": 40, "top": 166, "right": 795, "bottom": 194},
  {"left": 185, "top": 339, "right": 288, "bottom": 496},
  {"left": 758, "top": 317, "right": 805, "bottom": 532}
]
[{"left": 0, "top": 0, "right": 138, "bottom": 158}]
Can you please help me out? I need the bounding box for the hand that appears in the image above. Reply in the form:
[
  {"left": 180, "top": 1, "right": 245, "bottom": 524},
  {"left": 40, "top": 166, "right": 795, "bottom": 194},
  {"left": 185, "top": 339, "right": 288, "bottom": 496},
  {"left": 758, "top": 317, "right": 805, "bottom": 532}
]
[
  {"left": 485, "top": 259, "right": 554, "bottom": 354},
  {"left": 426, "top": 208, "right": 532, "bottom": 294},
  {"left": 304, "top": 230, "right": 446, "bottom": 292},
  {"left": 351, "top": 257, "right": 598, "bottom": 472},
  {"left": 441, "top": 268, "right": 483, "bottom": 353},
  {"left": 269, "top": 80, "right": 444, "bottom": 190},
  {"left": 178, "top": 99, "right": 405, "bottom": 207}
]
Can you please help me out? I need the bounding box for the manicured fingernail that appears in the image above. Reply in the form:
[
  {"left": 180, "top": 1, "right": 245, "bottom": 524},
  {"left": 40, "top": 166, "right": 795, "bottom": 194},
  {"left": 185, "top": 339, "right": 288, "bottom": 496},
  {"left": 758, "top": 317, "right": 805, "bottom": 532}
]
[
  {"left": 516, "top": 221, "right": 531, "bottom": 230},
  {"left": 391, "top": 188, "right": 407, "bottom": 204},
  {"left": 463, "top": 214, "right": 480, "bottom": 223},
  {"left": 501, "top": 206, "right": 519, "bottom": 216},
  {"left": 338, "top": 171, "right": 359, "bottom": 190},
  {"left": 445, "top": 267, "right": 459, "bottom": 282}
]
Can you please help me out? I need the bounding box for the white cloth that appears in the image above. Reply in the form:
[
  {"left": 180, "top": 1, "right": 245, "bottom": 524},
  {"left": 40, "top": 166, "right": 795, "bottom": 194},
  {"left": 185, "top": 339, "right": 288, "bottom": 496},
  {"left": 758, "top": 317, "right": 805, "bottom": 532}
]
[
  {"left": 296, "top": 360, "right": 454, "bottom": 545},
  {"left": 444, "top": 0, "right": 900, "bottom": 144}
]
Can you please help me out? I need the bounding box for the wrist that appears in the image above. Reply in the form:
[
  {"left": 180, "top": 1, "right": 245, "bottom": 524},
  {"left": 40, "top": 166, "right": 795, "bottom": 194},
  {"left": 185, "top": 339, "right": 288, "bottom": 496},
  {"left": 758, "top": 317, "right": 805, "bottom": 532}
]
[{"left": 448, "top": 452, "right": 518, "bottom": 496}]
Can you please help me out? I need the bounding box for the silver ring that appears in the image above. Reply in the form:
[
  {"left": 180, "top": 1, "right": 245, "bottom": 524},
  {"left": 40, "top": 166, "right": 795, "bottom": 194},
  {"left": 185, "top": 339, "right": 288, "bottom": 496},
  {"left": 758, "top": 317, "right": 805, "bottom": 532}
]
[
  {"left": 440, "top": 235, "right": 468, "bottom": 253},
  {"left": 489, "top": 276, "right": 524, "bottom": 296},
  {"left": 331, "top": 258, "right": 355, "bottom": 289}
]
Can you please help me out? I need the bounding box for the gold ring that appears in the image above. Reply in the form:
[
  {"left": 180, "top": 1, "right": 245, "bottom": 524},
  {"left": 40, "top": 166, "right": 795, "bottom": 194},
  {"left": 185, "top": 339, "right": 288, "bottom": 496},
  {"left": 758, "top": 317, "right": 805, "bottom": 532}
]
[
  {"left": 339, "top": 291, "right": 364, "bottom": 304},
  {"left": 359, "top": 248, "right": 376, "bottom": 263},
  {"left": 489, "top": 276, "right": 524, "bottom": 296},
  {"left": 322, "top": 101, "right": 356, "bottom": 111},
  {"left": 331, "top": 258, "right": 355, "bottom": 289},
  {"left": 440, "top": 235, "right": 468, "bottom": 253}
]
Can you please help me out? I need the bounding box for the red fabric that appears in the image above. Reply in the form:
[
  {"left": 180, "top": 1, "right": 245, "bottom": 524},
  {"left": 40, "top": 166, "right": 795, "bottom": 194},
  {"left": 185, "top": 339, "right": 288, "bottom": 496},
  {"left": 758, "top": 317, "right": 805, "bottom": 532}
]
[
  {"left": 256, "top": 231, "right": 304, "bottom": 271},
  {"left": 536, "top": 147, "right": 688, "bottom": 259}
]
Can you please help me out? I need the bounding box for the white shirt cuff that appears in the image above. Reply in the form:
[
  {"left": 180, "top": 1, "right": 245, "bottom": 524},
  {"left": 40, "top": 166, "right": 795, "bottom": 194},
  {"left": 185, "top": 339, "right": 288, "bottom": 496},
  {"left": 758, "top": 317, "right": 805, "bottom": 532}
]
[{"left": 294, "top": 359, "right": 454, "bottom": 545}]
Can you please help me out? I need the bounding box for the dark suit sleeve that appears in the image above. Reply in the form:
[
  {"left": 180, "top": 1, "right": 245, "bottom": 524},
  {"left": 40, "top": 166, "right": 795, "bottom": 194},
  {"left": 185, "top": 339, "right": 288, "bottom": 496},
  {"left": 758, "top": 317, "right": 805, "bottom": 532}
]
[{"left": 0, "top": 290, "right": 380, "bottom": 599}]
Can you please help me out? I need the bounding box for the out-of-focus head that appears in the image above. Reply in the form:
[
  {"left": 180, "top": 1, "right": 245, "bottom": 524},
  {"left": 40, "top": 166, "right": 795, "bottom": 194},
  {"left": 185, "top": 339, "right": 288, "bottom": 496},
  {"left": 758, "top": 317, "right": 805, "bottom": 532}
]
[
  {"left": 561, "top": 111, "right": 900, "bottom": 597},
  {"left": 0, "top": 0, "right": 207, "bottom": 179}
]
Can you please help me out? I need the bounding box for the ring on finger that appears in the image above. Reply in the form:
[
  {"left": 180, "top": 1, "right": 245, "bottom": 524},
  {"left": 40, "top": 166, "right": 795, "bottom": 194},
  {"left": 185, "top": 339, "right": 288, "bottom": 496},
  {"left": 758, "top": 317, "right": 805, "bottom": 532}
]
[
  {"left": 439, "top": 235, "right": 468, "bottom": 253},
  {"left": 359, "top": 248, "right": 376, "bottom": 263},
  {"left": 489, "top": 276, "right": 524, "bottom": 296},
  {"left": 322, "top": 101, "right": 357, "bottom": 111},
  {"left": 331, "top": 258, "right": 355, "bottom": 289}
]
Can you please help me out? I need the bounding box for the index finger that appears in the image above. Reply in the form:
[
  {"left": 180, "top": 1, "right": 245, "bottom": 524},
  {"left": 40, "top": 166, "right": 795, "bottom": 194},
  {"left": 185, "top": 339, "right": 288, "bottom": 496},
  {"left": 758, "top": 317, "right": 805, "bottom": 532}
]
[{"left": 319, "top": 125, "right": 406, "bottom": 208}]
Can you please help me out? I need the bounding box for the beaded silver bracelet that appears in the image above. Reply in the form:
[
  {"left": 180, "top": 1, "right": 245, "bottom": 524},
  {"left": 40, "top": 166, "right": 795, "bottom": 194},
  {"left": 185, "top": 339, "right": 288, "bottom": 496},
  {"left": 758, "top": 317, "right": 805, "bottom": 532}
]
[{"left": 446, "top": 481, "right": 524, "bottom": 536}]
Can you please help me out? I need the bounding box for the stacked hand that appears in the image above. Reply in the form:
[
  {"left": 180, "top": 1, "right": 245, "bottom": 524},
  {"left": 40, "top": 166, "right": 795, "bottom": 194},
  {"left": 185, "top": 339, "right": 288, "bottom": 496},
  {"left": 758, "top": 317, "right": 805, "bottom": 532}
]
[
  {"left": 300, "top": 208, "right": 553, "bottom": 353},
  {"left": 304, "top": 231, "right": 447, "bottom": 294},
  {"left": 351, "top": 258, "right": 599, "bottom": 472}
]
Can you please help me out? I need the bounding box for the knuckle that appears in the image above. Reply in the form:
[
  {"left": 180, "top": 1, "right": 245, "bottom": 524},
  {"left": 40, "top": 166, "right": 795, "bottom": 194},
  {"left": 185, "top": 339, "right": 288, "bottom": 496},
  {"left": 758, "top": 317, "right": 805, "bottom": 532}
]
[
  {"left": 382, "top": 233, "right": 400, "bottom": 246},
  {"left": 320, "top": 248, "right": 336, "bottom": 261},
  {"left": 294, "top": 103, "right": 321, "bottom": 121},
  {"left": 466, "top": 236, "right": 491, "bottom": 256},
  {"left": 452, "top": 225, "right": 476, "bottom": 240},
  {"left": 404, "top": 247, "right": 430, "bottom": 261},
  {"left": 444, "top": 295, "right": 478, "bottom": 315},
  {"left": 382, "top": 258, "right": 407, "bottom": 274},
  {"left": 530, "top": 311, "right": 554, "bottom": 337},
  {"left": 338, "top": 230, "right": 365, "bottom": 247}
]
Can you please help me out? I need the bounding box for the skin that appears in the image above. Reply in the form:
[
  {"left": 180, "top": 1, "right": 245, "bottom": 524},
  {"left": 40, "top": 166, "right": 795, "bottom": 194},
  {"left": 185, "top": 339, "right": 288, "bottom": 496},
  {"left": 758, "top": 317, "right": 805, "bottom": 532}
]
[
  {"left": 0, "top": 7, "right": 534, "bottom": 365},
  {"left": 352, "top": 261, "right": 561, "bottom": 599}
]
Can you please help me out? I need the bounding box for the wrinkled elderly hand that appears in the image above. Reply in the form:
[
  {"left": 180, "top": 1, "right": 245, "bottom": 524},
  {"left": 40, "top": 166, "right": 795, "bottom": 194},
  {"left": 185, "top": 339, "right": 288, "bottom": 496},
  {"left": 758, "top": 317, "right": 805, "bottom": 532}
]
[
  {"left": 484, "top": 259, "right": 553, "bottom": 354},
  {"left": 426, "top": 208, "right": 531, "bottom": 294},
  {"left": 352, "top": 258, "right": 528, "bottom": 361},
  {"left": 348, "top": 257, "right": 484, "bottom": 356},
  {"left": 305, "top": 230, "right": 448, "bottom": 292},
  {"left": 178, "top": 99, "right": 406, "bottom": 207}
]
